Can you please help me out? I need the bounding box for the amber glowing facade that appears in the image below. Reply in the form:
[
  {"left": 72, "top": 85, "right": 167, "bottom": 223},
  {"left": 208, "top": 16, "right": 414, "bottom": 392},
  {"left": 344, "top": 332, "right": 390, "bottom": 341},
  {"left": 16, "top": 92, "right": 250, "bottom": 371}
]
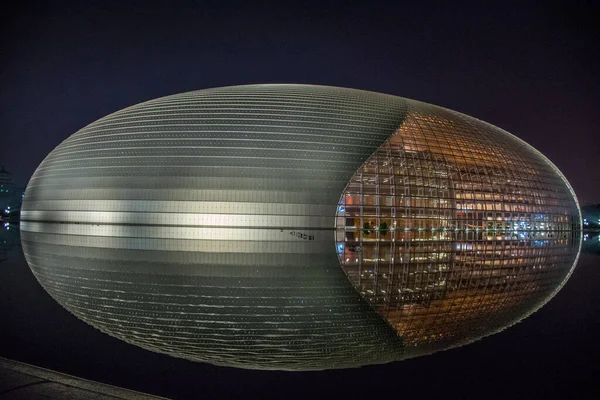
[
  {"left": 20, "top": 85, "right": 581, "bottom": 370},
  {"left": 335, "top": 103, "right": 581, "bottom": 350}
]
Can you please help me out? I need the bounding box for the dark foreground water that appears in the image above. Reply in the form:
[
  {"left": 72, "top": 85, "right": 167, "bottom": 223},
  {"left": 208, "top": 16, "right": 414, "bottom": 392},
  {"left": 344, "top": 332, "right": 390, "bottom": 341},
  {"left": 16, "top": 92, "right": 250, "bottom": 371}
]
[{"left": 1, "top": 226, "right": 598, "bottom": 400}]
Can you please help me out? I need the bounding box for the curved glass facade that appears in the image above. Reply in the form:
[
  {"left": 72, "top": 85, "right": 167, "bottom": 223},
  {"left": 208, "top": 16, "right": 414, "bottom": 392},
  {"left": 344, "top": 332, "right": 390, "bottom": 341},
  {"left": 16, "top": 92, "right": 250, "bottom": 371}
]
[
  {"left": 20, "top": 85, "right": 581, "bottom": 370},
  {"left": 335, "top": 101, "right": 581, "bottom": 353}
]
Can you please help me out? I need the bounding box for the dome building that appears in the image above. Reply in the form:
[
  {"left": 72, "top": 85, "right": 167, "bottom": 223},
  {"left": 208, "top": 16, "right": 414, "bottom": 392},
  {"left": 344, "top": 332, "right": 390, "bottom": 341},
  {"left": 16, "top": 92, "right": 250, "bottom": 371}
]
[{"left": 20, "top": 85, "right": 581, "bottom": 370}]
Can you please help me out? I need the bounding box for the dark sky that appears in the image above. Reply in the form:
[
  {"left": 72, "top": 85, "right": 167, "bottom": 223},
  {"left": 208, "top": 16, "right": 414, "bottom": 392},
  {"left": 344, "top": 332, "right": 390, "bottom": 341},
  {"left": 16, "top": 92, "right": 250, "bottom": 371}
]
[{"left": 1, "top": 1, "right": 599, "bottom": 203}]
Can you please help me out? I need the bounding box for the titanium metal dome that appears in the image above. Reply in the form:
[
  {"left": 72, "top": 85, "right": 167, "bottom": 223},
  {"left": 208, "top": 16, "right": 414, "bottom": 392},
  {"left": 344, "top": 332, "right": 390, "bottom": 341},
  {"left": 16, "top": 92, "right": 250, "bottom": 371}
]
[{"left": 20, "top": 84, "right": 582, "bottom": 370}]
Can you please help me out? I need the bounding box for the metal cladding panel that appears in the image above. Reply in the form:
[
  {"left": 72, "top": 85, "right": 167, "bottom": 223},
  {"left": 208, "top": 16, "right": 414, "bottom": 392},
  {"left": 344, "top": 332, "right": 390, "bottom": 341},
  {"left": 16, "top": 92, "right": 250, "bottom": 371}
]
[
  {"left": 20, "top": 84, "right": 581, "bottom": 370},
  {"left": 21, "top": 85, "right": 409, "bottom": 370}
]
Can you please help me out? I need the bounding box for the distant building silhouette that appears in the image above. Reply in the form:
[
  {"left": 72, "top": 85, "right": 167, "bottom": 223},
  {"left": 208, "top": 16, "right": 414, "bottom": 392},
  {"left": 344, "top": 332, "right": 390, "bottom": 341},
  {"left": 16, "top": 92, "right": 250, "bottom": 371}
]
[{"left": 0, "top": 165, "right": 23, "bottom": 223}]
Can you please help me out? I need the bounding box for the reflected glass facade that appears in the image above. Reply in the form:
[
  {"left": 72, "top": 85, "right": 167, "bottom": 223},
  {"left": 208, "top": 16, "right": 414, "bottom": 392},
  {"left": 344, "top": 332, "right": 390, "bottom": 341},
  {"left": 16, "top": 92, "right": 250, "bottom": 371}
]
[{"left": 20, "top": 85, "right": 581, "bottom": 370}]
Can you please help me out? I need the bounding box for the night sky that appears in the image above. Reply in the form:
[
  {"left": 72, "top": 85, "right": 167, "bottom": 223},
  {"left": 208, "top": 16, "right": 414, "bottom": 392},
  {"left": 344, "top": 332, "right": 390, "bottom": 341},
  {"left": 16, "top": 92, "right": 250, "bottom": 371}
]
[
  {"left": 1, "top": 1, "right": 599, "bottom": 399},
  {"left": 2, "top": 1, "right": 599, "bottom": 204}
]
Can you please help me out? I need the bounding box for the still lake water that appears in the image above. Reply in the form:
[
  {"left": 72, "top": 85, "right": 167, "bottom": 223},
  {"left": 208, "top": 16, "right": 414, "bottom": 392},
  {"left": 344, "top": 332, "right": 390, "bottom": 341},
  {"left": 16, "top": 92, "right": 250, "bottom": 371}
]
[{"left": 1, "top": 224, "right": 598, "bottom": 399}]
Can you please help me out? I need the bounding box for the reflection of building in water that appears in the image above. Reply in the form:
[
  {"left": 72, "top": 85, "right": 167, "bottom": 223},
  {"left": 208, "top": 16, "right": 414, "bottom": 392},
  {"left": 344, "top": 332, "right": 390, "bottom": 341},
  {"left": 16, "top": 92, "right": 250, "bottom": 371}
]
[
  {"left": 0, "top": 223, "right": 20, "bottom": 264},
  {"left": 20, "top": 85, "right": 581, "bottom": 370},
  {"left": 336, "top": 107, "right": 580, "bottom": 350}
]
